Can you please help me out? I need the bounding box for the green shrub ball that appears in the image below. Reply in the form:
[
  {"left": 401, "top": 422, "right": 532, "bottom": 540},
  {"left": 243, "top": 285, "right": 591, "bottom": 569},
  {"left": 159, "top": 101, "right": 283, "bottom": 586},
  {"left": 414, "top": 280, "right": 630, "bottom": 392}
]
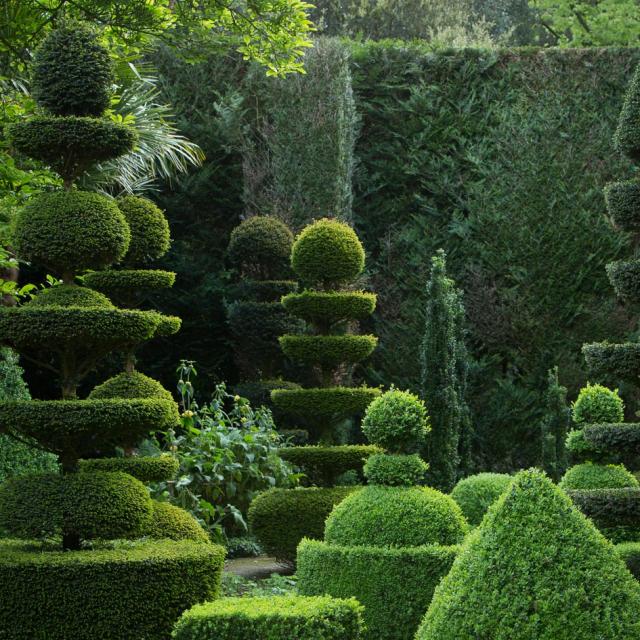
[
  {"left": 147, "top": 501, "right": 210, "bottom": 543},
  {"left": 89, "top": 371, "right": 174, "bottom": 402},
  {"left": 450, "top": 472, "right": 513, "bottom": 526},
  {"left": 291, "top": 218, "right": 365, "bottom": 285},
  {"left": 572, "top": 383, "right": 624, "bottom": 425},
  {"left": 361, "top": 389, "right": 429, "bottom": 454},
  {"left": 559, "top": 462, "right": 639, "bottom": 491},
  {"left": 13, "top": 190, "right": 130, "bottom": 275},
  {"left": 32, "top": 24, "right": 113, "bottom": 117},
  {"left": 325, "top": 485, "right": 468, "bottom": 548},
  {"left": 117, "top": 195, "right": 170, "bottom": 265},
  {"left": 363, "top": 453, "right": 428, "bottom": 486},
  {"left": 27, "top": 285, "right": 113, "bottom": 308}
]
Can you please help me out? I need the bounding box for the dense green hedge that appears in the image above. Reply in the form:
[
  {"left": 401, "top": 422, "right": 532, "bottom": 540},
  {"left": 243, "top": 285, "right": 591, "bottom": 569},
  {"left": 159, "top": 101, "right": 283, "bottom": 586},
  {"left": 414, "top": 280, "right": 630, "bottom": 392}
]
[
  {"left": 279, "top": 334, "right": 378, "bottom": 367},
  {"left": 248, "top": 486, "right": 357, "bottom": 563},
  {"left": 363, "top": 453, "right": 428, "bottom": 486},
  {"left": 78, "top": 454, "right": 179, "bottom": 482},
  {"left": 83, "top": 269, "right": 176, "bottom": 303},
  {"left": 450, "top": 472, "right": 513, "bottom": 526},
  {"left": 282, "top": 291, "right": 376, "bottom": 326},
  {"left": 607, "top": 260, "right": 640, "bottom": 302},
  {"left": 297, "top": 539, "right": 457, "bottom": 640},
  {"left": 582, "top": 343, "right": 640, "bottom": 384},
  {"left": 617, "top": 542, "right": 640, "bottom": 580},
  {"left": 173, "top": 595, "right": 364, "bottom": 640},
  {"left": 567, "top": 487, "right": 640, "bottom": 535},
  {"left": 0, "top": 538, "right": 224, "bottom": 640},
  {"left": 560, "top": 462, "right": 639, "bottom": 491}
]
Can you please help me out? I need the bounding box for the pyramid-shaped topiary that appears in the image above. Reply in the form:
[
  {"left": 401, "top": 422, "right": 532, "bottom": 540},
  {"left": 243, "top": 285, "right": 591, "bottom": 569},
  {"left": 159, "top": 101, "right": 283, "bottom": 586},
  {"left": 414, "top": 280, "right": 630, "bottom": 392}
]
[
  {"left": 416, "top": 469, "right": 640, "bottom": 640},
  {"left": 0, "top": 24, "right": 223, "bottom": 640}
]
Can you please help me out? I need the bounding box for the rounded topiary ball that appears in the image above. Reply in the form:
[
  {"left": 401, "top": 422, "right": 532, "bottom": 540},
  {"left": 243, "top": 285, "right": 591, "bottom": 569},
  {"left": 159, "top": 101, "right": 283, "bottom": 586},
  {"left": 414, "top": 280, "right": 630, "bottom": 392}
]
[
  {"left": 13, "top": 190, "right": 130, "bottom": 275},
  {"left": 559, "top": 462, "right": 639, "bottom": 491},
  {"left": 227, "top": 216, "right": 294, "bottom": 279},
  {"left": 89, "top": 371, "right": 173, "bottom": 402},
  {"left": 451, "top": 472, "right": 513, "bottom": 527},
  {"left": 291, "top": 218, "right": 365, "bottom": 285},
  {"left": 117, "top": 196, "right": 170, "bottom": 265},
  {"left": 32, "top": 24, "right": 113, "bottom": 117},
  {"left": 324, "top": 485, "right": 468, "bottom": 548},
  {"left": 27, "top": 285, "right": 113, "bottom": 308},
  {"left": 147, "top": 501, "right": 209, "bottom": 543},
  {"left": 572, "top": 383, "right": 624, "bottom": 425},
  {"left": 361, "top": 389, "right": 429, "bottom": 454}
]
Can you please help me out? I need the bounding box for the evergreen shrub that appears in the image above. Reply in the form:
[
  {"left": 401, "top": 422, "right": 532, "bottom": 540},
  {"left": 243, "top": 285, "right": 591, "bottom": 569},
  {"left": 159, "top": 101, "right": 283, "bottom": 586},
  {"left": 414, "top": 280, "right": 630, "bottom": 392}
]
[
  {"left": 614, "top": 64, "right": 640, "bottom": 161},
  {"left": 582, "top": 343, "right": 640, "bottom": 383},
  {"left": 450, "top": 472, "right": 513, "bottom": 526},
  {"left": 363, "top": 453, "right": 428, "bottom": 486},
  {"left": 605, "top": 180, "right": 640, "bottom": 232},
  {"left": 279, "top": 334, "right": 378, "bottom": 366},
  {"left": 88, "top": 370, "right": 174, "bottom": 401},
  {"left": 78, "top": 454, "right": 179, "bottom": 482},
  {"left": 83, "top": 269, "right": 176, "bottom": 299},
  {"left": 28, "top": 284, "right": 113, "bottom": 308},
  {"left": 560, "top": 462, "right": 639, "bottom": 491},
  {"left": 117, "top": 195, "right": 171, "bottom": 264},
  {"left": 282, "top": 290, "right": 376, "bottom": 325},
  {"left": 572, "top": 383, "right": 624, "bottom": 425},
  {"left": 147, "top": 501, "right": 210, "bottom": 542},
  {"left": 607, "top": 260, "right": 640, "bottom": 301}
]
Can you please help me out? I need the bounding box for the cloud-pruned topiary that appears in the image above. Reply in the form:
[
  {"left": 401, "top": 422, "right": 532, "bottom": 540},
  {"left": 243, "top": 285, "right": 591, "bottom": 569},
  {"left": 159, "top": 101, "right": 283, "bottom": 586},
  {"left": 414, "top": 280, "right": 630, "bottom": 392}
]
[
  {"left": 450, "top": 472, "right": 513, "bottom": 526},
  {"left": 416, "top": 469, "right": 640, "bottom": 640},
  {"left": 28, "top": 285, "right": 114, "bottom": 308},
  {"left": 572, "top": 383, "right": 624, "bottom": 425},
  {"left": 88, "top": 371, "right": 173, "bottom": 402},
  {"left": 559, "top": 462, "right": 639, "bottom": 491}
]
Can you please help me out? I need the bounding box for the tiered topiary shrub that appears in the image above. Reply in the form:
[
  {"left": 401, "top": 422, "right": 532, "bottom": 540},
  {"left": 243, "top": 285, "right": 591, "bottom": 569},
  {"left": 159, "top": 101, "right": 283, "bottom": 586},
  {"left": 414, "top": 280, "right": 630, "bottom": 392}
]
[
  {"left": 297, "top": 389, "right": 468, "bottom": 640},
  {"left": 0, "top": 24, "right": 224, "bottom": 639},
  {"left": 416, "top": 469, "right": 640, "bottom": 640}
]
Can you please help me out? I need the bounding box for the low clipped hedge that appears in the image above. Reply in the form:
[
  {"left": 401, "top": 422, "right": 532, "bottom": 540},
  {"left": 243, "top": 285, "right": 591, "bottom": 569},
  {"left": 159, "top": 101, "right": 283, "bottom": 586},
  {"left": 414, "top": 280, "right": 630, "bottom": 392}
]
[
  {"left": 248, "top": 486, "right": 358, "bottom": 564},
  {"left": 280, "top": 334, "right": 378, "bottom": 366},
  {"left": 279, "top": 445, "right": 381, "bottom": 486},
  {"left": 605, "top": 180, "right": 640, "bottom": 232},
  {"left": 148, "top": 501, "right": 209, "bottom": 542},
  {"left": 607, "top": 260, "right": 640, "bottom": 303},
  {"left": 582, "top": 342, "right": 640, "bottom": 382},
  {"left": 450, "top": 472, "right": 513, "bottom": 526},
  {"left": 0, "top": 538, "right": 224, "bottom": 640},
  {"left": 560, "top": 462, "right": 639, "bottom": 491},
  {"left": 584, "top": 423, "right": 640, "bottom": 460},
  {"left": 78, "top": 454, "right": 179, "bottom": 482},
  {"left": 282, "top": 291, "right": 377, "bottom": 326},
  {"left": 297, "top": 539, "right": 458, "bottom": 640},
  {"left": 173, "top": 594, "right": 364, "bottom": 640}
]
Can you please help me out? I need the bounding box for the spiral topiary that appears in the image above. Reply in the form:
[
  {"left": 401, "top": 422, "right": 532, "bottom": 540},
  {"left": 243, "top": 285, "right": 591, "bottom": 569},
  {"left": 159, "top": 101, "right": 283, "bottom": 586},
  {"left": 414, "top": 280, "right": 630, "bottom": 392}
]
[{"left": 117, "top": 196, "right": 171, "bottom": 265}]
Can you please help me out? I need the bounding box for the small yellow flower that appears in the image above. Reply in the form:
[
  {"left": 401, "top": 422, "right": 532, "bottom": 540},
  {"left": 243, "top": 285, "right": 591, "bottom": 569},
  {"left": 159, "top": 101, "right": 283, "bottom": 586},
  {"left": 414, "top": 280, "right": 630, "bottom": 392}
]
[
  {"left": 234, "top": 395, "right": 240, "bottom": 402},
  {"left": 182, "top": 410, "right": 194, "bottom": 418}
]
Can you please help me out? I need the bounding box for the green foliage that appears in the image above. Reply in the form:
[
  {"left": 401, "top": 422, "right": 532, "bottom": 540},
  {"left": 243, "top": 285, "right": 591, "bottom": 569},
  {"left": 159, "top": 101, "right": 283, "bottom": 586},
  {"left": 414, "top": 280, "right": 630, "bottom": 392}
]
[
  {"left": 361, "top": 388, "right": 429, "bottom": 454},
  {"left": 416, "top": 469, "right": 640, "bottom": 640},
  {"left": 31, "top": 23, "right": 113, "bottom": 117},
  {"left": 147, "top": 500, "right": 210, "bottom": 542},
  {"left": 227, "top": 216, "right": 294, "bottom": 279},
  {"left": 583, "top": 342, "right": 640, "bottom": 384},
  {"left": 325, "top": 485, "right": 468, "bottom": 548},
  {"left": 560, "top": 462, "right": 639, "bottom": 491},
  {"left": 0, "top": 538, "right": 224, "bottom": 640},
  {"left": 282, "top": 291, "right": 376, "bottom": 327},
  {"left": 173, "top": 595, "right": 365, "bottom": 640},
  {"left": 89, "top": 370, "right": 174, "bottom": 401},
  {"left": 12, "top": 190, "right": 130, "bottom": 275},
  {"left": 279, "top": 444, "right": 381, "bottom": 486},
  {"left": 607, "top": 260, "right": 640, "bottom": 302},
  {"left": 605, "top": 179, "right": 640, "bottom": 232},
  {"left": 117, "top": 195, "right": 170, "bottom": 265},
  {"left": 234, "top": 378, "right": 301, "bottom": 408},
  {"left": 28, "top": 284, "right": 113, "bottom": 308},
  {"left": 78, "top": 454, "right": 179, "bottom": 482},
  {"left": 615, "top": 64, "right": 640, "bottom": 161},
  {"left": 221, "top": 571, "right": 295, "bottom": 596},
  {"left": 363, "top": 453, "right": 428, "bottom": 487},
  {"left": 82, "top": 269, "right": 176, "bottom": 306},
  {"left": 234, "top": 279, "right": 298, "bottom": 302},
  {"left": 279, "top": 334, "right": 378, "bottom": 367},
  {"left": 616, "top": 541, "right": 640, "bottom": 580},
  {"left": 572, "top": 383, "right": 624, "bottom": 425},
  {"left": 582, "top": 424, "right": 640, "bottom": 466},
  {"left": 540, "top": 366, "right": 570, "bottom": 481},
  {"left": 450, "top": 472, "right": 513, "bottom": 526},
  {"left": 291, "top": 218, "right": 365, "bottom": 286},
  {"left": 297, "top": 539, "right": 458, "bottom": 640},
  {"left": 248, "top": 486, "right": 357, "bottom": 563}
]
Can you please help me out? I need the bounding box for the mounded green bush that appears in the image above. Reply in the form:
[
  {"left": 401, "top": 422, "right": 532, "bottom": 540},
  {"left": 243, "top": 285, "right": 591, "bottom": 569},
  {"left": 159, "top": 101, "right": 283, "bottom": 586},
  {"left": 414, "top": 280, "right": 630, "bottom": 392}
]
[
  {"left": 79, "top": 454, "right": 179, "bottom": 482},
  {"left": 325, "top": 485, "right": 468, "bottom": 548},
  {"left": 279, "top": 334, "right": 378, "bottom": 366},
  {"left": 450, "top": 472, "right": 513, "bottom": 526},
  {"left": 297, "top": 539, "right": 457, "bottom": 640},
  {"left": 291, "top": 218, "right": 365, "bottom": 285},
  {"left": 361, "top": 388, "right": 429, "bottom": 454},
  {"left": 416, "top": 469, "right": 640, "bottom": 640},
  {"left": 363, "top": 452, "right": 428, "bottom": 486},
  {"left": 614, "top": 64, "right": 640, "bottom": 162},
  {"left": 31, "top": 23, "right": 113, "bottom": 117},
  {"left": 147, "top": 500, "right": 209, "bottom": 542},
  {"left": 89, "top": 370, "right": 174, "bottom": 401},
  {"left": 282, "top": 291, "right": 377, "bottom": 326},
  {"left": 227, "top": 216, "right": 294, "bottom": 279},
  {"left": 13, "top": 190, "right": 130, "bottom": 274},
  {"left": 572, "top": 383, "right": 624, "bottom": 425},
  {"left": 233, "top": 279, "right": 298, "bottom": 302},
  {"left": 28, "top": 285, "right": 114, "bottom": 308},
  {"left": 82, "top": 270, "right": 176, "bottom": 307},
  {"left": 0, "top": 538, "right": 224, "bottom": 640},
  {"left": 173, "top": 594, "right": 364, "bottom": 640},
  {"left": 559, "top": 462, "right": 639, "bottom": 491},
  {"left": 117, "top": 195, "right": 171, "bottom": 265},
  {"left": 248, "top": 486, "right": 358, "bottom": 563},
  {"left": 607, "top": 260, "right": 640, "bottom": 303},
  {"left": 279, "top": 444, "right": 381, "bottom": 486},
  {"left": 582, "top": 342, "right": 640, "bottom": 383},
  {"left": 605, "top": 180, "right": 640, "bottom": 232}
]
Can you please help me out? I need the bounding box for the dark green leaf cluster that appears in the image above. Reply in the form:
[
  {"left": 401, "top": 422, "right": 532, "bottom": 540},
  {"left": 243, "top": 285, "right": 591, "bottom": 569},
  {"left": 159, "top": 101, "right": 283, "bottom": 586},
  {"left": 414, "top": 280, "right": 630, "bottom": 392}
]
[
  {"left": 416, "top": 470, "right": 640, "bottom": 640},
  {"left": 282, "top": 290, "right": 376, "bottom": 326},
  {"left": 279, "top": 444, "right": 381, "bottom": 486},
  {"left": 567, "top": 487, "right": 640, "bottom": 529},
  {"left": 79, "top": 454, "right": 179, "bottom": 482},
  {"left": 572, "top": 383, "right": 624, "bottom": 425},
  {"left": 89, "top": 371, "right": 174, "bottom": 402},
  {"left": 560, "top": 462, "right": 639, "bottom": 491},
  {"left": 31, "top": 24, "right": 113, "bottom": 117},
  {"left": 325, "top": 485, "right": 468, "bottom": 548},
  {"left": 29, "top": 284, "right": 114, "bottom": 308},
  {"left": 83, "top": 269, "right": 176, "bottom": 304},
  {"left": 117, "top": 196, "right": 171, "bottom": 265},
  {"left": 279, "top": 334, "right": 378, "bottom": 367},
  {"left": 173, "top": 595, "right": 364, "bottom": 640},
  {"left": 0, "top": 538, "right": 224, "bottom": 640},
  {"left": 248, "top": 486, "right": 358, "bottom": 563},
  {"left": 232, "top": 279, "right": 298, "bottom": 302},
  {"left": 604, "top": 180, "right": 640, "bottom": 232},
  {"left": 12, "top": 190, "right": 130, "bottom": 275},
  {"left": 450, "top": 472, "right": 513, "bottom": 527},
  {"left": 10, "top": 117, "right": 136, "bottom": 182},
  {"left": 297, "top": 539, "right": 457, "bottom": 640},
  {"left": 363, "top": 453, "right": 428, "bottom": 486},
  {"left": 291, "top": 218, "right": 365, "bottom": 285},
  {"left": 584, "top": 423, "right": 640, "bottom": 461},
  {"left": 147, "top": 501, "right": 210, "bottom": 543},
  {"left": 582, "top": 342, "right": 640, "bottom": 383},
  {"left": 614, "top": 64, "right": 640, "bottom": 161},
  {"left": 617, "top": 542, "right": 640, "bottom": 580},
  {"left": 234, "top": 378, "right": 301, "bottom": 409},
  {"left": 607, "top": 260, "right": 640, "bottom": 302}
]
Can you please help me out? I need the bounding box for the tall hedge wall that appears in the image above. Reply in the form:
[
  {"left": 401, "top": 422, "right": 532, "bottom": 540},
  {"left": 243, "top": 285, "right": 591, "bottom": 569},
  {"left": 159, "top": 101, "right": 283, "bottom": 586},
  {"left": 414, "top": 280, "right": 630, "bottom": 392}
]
[{"left": 149, "top": 42, "right": 640, "bottom": 470}]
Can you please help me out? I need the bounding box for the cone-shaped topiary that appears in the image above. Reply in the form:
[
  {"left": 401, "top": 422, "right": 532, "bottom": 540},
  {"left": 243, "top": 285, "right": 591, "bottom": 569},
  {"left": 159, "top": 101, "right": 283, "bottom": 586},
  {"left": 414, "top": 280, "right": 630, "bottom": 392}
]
[{"left": 416, "top": 469, "right": 640, "bottom": 640}]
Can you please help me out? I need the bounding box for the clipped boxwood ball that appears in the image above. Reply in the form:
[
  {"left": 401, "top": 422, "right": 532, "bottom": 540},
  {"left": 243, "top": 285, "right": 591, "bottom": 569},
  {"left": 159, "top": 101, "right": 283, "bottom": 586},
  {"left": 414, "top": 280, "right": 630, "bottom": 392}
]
[
  {"left": 89, "top": 371, "right": 174, "bottom": 402},
  {"left": 572, "top": 383, "right": 624, "bottom": 425},
  {"left": 147, "top": 501, "right": 209, "bottom": 543},
  {"left": 362, "top": 389, "right": 429, "bottom": 454},
  {"left": 291, "top": 218, "right": 365, "bottom": 285},
  {"left": 32, "top": 24, "right": 113, "bottom": 117},
  {"left": 27, "top": 285, "right": 113, "bottom": 308},
  {"left": 116, "top": 196, "right": 170, "bottom": 265},
  {"left": 228, "top": 216, "right": 294, "bottom": 279},
  {"left": 559, "top": 462, "right": 639, "bottom": 491},
  {"left": 450, "top": 472, "right": 513, "bottom": 526},
  {"left": 13, "top": 190, "right": 130, "bottom": 275},
  {"left": 324, "top": 485, "right": 468, "bottom": 548},
  {"left": 363, "top": 453, "right": 428, "bottom": 486}
]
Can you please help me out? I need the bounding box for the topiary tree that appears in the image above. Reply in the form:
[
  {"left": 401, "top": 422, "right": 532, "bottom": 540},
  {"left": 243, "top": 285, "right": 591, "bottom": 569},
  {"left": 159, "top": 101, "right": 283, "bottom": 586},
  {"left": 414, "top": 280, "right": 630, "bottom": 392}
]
[
  {"left": 540, "top": 366, "right": 571, "bottom": 482},
  {"left": 0, "top": 24, "right": 223, "bottom": 639},
  {"left": 416, "top": 469, "right": 640, "bottom": 640}
]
